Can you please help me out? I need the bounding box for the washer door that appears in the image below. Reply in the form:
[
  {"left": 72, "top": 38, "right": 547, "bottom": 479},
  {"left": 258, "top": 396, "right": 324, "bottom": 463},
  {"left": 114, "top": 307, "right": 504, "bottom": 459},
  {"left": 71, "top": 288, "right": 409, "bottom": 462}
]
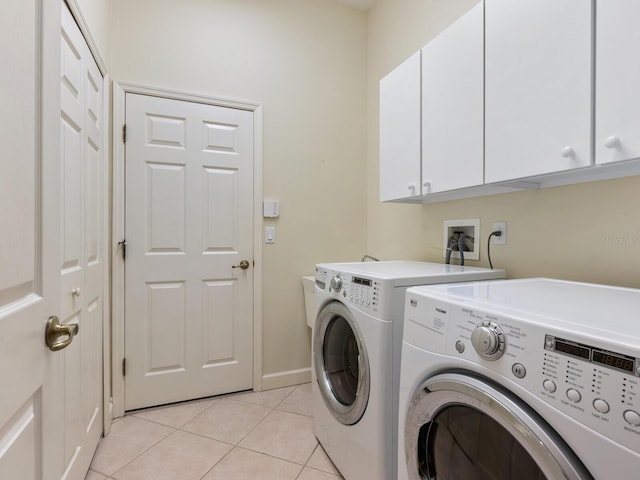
[
  {"left": 404, "top": 373, "right": 593, "bottom": 480},
  {"left": 314, "top": 301, "right": 370, "bottom": 425}
]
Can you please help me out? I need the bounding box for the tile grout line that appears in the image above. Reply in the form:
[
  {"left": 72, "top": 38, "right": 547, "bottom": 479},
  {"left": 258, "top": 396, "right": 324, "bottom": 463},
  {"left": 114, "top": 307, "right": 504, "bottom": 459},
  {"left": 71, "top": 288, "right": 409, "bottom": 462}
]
[
  {"left": 103, "top": 417, "right": 178, "bottom": 479},
  {"left": 90, "top": 384, "right": 327, "bottom": 480},
  {"left": 197, "top": 386, "right": 300, "bottom": 480}
]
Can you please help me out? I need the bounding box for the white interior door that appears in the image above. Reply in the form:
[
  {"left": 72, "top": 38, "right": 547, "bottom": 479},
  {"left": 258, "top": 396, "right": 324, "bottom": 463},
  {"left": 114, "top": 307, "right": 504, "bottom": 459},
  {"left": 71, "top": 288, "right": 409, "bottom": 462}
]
[
  {"left": 56, "top": 4, "right": 105, "bottom": 479},
  {"left": 0, "top": 0, "right": 57, "bottom": 478},
  {"left": 124, "top": 93, "right": 254, "bottom": 410}
]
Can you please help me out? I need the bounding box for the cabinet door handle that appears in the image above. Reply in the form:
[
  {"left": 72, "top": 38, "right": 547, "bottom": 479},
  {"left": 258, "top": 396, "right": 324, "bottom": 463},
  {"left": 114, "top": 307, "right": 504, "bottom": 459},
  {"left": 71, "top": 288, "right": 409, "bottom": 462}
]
[
  {"left": 561, "top": 146, "right": 575, "bottom": 158},
  {"left": 604, "top": 136, "right": 620, "bottom": 149}
]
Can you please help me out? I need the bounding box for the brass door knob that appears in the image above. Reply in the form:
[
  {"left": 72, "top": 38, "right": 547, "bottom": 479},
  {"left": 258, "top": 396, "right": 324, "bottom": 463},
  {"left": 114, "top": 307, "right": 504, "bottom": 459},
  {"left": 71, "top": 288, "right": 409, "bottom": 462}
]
[
  {"left": 45, "top": 316, "right": 79, "bottom": 352},
  {"left": 232, "top": 260, "right": 250, "bottom": 270}
]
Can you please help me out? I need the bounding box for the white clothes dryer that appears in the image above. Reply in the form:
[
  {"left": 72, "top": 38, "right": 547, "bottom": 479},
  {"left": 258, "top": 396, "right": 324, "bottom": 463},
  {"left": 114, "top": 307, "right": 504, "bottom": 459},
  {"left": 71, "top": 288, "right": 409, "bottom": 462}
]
[
  {"left": 312, "top": 261, "right": 505, "bottom": 480},
  {"left": 398, "top": 278, "right": 640, "bottom": 480}
]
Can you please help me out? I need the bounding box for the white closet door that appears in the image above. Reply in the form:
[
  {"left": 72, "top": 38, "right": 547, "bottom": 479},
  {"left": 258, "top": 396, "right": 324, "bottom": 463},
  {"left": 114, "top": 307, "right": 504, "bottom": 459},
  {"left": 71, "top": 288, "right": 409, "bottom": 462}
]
[
  {"left": 56, "top": 4, "right": 104, "bottom": 479},
  {"left": 485, "top": 0, "right": 592, "bottom": 183}
]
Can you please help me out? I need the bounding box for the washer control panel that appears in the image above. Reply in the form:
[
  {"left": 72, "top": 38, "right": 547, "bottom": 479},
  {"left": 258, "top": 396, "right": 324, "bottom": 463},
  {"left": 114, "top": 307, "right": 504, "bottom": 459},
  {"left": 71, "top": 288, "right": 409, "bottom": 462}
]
[
  {"left": 316, "top": 267, "right": 390, "bottom": 317},
  {"left": 404, "top": 292, "right": 640, "bottom": 454}
]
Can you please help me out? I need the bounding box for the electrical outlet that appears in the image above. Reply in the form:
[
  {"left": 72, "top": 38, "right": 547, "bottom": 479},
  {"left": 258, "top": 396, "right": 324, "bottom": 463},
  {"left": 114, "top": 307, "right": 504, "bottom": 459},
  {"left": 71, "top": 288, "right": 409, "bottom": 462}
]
[
  {"left": 443, "top": 219, "right": 480, "bottom": 261},
  {"left": 492, "top": 222, "right": 506, "bottom": 245}
]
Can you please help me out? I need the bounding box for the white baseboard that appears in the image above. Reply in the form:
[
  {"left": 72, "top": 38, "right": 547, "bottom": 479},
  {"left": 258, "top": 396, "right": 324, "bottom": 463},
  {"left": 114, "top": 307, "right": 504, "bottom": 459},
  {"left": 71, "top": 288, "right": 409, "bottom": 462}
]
[{"left": 259, "top": 367, "right": 311, "bottom": 391}]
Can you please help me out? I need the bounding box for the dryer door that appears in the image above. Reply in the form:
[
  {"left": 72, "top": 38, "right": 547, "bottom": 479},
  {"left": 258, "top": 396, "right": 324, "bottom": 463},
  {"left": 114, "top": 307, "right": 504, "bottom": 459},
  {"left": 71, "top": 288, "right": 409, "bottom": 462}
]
[
  {"left": 314, "top": 301, "right": 370, "bottom": 425},
  {"left": 404, "top": 373, "right": 593, "bottom": 480}
]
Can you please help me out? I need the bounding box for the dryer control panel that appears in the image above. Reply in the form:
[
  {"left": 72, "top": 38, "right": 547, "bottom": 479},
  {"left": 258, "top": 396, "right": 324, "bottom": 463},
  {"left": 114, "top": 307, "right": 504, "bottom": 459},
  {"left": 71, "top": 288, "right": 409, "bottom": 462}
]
[{"left": 404, "top": 289, "right": 640, "bottom": 456}]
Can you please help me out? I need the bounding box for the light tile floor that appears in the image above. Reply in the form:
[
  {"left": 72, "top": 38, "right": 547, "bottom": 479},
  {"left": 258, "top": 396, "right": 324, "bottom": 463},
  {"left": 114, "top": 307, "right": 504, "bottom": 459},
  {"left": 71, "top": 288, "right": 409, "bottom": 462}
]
[{"left": 86, "top": 383, "right": 344, "bottom": 480}]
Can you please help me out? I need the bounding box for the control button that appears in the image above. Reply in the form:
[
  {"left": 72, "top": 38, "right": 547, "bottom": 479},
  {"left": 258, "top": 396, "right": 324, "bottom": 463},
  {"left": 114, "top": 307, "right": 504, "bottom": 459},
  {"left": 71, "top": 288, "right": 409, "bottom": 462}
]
[
  {"left": 366, "top": 299, "right": 370, "bottom": 305},
  {"left": 543, "top": 379, "right": 557, "bottom": 393},
  {"left": 343, "top": 291, "right": 347, "bottom": 298},
  {"left": 455, "top": 341, "right": 465, "bottom": 353},
  {"left": 623, "top": 410, "right": 640, "bottom": 427},
  {"left": 355, "top": 296, "right": 359, "bottom": 303},
  {"left": 593, "top": 399, "right": 610, "bottom": 414},
  {"left": 360, "top": 298, "right": 365, "bottom": 305},
  {"left": 545, "top": 336, "right": 554, "bottom": 349},
  {"left": 566, "top": 388, "right": 582, "bottom": 403},
  {"left": 512, "top": 363, "right": 526, "bottom": 379}
]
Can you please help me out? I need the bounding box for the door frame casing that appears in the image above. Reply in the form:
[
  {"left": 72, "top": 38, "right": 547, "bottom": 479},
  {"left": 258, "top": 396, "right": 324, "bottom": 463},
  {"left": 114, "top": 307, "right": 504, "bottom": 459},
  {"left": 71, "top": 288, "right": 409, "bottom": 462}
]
[{"left": 111, "top": 82, "right": 264, "bottom": 418}]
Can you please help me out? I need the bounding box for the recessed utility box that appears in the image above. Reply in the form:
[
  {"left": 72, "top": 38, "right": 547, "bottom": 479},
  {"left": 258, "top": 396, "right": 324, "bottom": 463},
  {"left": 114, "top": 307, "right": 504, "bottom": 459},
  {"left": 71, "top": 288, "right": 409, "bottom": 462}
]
[{"left": 443, "top": 218, "right": 480, "bottom": 261}]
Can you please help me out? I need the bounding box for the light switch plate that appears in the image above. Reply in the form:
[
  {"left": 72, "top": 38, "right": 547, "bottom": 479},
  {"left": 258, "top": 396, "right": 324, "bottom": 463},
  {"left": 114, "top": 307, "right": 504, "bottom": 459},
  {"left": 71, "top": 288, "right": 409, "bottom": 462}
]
[{"left": 265, "top": 227, "right": 275, "bottom": 244}]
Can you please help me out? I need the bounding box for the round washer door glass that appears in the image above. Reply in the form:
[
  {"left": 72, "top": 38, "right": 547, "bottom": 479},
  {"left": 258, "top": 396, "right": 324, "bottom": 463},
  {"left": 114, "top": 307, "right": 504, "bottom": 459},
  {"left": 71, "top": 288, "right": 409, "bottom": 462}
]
[
  {"left": 405, "top": 373, "right": 592, "bottom": 480},
  {"left": 422, "top": 405, "right": 546, "bottom": 479},
  {"left": 314, "top": 301, "right": 370, "bottom": 425}
]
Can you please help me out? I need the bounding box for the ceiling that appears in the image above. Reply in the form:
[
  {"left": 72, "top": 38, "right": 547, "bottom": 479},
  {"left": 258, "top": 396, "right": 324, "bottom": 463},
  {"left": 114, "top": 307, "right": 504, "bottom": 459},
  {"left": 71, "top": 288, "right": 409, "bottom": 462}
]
[{"left": 330, "top": 0, "right": 377, "bottom": 11}]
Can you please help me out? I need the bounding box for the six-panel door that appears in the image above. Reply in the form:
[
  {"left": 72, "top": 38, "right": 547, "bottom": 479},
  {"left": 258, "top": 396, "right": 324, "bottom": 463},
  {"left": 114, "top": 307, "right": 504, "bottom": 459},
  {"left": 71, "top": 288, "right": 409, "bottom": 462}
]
[{"left": 124, "top": 94, "right": 254, "bottom": 410}]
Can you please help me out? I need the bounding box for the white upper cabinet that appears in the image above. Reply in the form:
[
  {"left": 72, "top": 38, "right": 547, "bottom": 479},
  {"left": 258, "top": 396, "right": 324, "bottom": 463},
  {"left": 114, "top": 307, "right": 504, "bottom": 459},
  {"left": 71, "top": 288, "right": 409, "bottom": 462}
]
[
  {"left": 422, "top": 2, "right": 483, "bottom": 193},
  {"left": 485, "top": 0, "right": 593, "bottom": 183},
  {"left": 380, "top": 51, "right": 421, "bottom": 201},
  {"left": 596, "top": 0, "right": 640, "bottom": 165}
]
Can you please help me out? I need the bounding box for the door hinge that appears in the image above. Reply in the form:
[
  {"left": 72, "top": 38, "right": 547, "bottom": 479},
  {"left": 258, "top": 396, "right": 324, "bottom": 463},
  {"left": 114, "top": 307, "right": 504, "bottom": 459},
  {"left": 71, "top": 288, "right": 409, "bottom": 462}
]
[
  {"left": 122, "top": 358, "right": 126, "bottom": 376},
  {"left": 118, "top": 239, "right": 127, "bottom": 260},
  {"left": 123, "top": 124, "right": 127, "bottom": 143}
]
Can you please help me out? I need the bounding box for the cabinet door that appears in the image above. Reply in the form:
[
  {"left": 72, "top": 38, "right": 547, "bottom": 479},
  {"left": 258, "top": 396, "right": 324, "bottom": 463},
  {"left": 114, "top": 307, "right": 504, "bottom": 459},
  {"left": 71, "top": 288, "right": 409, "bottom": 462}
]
[
  {"left": 485, "top": 0, "right": 592, "bottom": 183},
  {"left": 422, "top": 3, "right": 483, "bottom": 193},
  {"left": 380, "top": 51, "right": 421, "bottom": 201},
  {"left": 596, "top": 0, "right": 640, "bottom": 164}
]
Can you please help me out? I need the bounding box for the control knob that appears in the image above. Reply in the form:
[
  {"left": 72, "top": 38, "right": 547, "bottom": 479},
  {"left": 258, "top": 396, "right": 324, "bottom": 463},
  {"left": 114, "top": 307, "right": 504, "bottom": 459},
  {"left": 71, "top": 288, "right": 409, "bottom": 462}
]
[
  {"left": 471, "top": 321, "right": 505, "bottom": 360},
  {"left": 330, "top": 274, "right": 343, "bottom": 293}
]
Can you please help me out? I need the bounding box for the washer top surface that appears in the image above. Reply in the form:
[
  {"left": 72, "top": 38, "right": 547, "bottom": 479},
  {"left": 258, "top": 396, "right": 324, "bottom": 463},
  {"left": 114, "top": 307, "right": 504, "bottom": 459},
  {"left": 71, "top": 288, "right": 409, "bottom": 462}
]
[
  {"left": 316, "top": 261, "right": 504, "bottom": 287},
  {"left": 410, "top": 277, "right": 640, "bottom": 344}
]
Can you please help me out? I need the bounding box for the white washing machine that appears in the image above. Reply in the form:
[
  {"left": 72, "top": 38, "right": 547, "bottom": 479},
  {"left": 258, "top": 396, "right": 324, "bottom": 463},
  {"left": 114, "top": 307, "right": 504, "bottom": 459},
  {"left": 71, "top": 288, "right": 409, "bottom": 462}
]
[
  {"left": 312, "top": 261, "right": 505, "bottom": 480},
  {"left": 398, "top": 278, "right": 640, "bottom": 480}
]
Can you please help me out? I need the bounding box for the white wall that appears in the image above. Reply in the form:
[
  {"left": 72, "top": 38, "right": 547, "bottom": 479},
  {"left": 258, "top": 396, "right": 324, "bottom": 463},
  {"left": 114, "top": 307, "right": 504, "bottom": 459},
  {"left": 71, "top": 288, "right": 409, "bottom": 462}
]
[
  {"left": 110, "top": 0, "right": 368, "bottom": 383},
  {"left": 74, "top": 0, "right": 111, "bottom": 68},
  {"left": 368, "top": 0, "right": 640, "bottom": 289}
]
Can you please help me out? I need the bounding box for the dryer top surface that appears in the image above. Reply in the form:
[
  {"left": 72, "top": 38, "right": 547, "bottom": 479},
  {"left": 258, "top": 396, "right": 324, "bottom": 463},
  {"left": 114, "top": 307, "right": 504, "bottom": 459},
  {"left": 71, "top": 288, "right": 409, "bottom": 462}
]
[{"left": 409, "top": 277, "right": 640, "bottom": 342}]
